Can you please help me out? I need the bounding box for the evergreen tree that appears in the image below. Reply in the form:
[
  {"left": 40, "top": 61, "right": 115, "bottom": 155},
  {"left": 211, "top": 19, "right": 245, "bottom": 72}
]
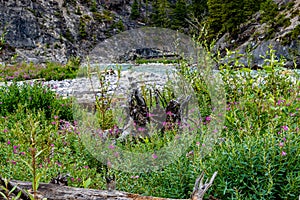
[
  {"left": 207, "top": 0, "right": 225, "bottom": 35},
  {"left": 207, "top": 0, "right": 265, "bottom": 38},
  {"left": 171, "top": 0, "right": 188, "bottom": 30},
  {"left": 260, "top": 0, "right": 279, "bottom": 23},
  {"left": 191, "top": 0, "right": 208, "bottom": 20},
  {"left": 131, "top": 0, "right": 140, "bottom": 20},
  {"left": 150, "top": 0, "right": 170, "bottom": 28}
]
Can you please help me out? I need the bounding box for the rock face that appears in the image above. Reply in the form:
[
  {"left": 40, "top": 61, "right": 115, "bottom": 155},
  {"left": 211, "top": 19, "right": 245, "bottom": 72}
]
[
  {"left": 0, "top": 0, "right": 299, "bottom": 67},
  {"left": 214, "top": 0, "right": 300, "bottom": 68},
  {"left": 0, "top": 0, "right": 144, "bottom": 64}
]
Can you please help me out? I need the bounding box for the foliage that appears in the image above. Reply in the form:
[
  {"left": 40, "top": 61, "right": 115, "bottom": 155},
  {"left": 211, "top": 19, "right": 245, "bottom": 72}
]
[
  {"left": 0, "top": 57, "right": 80, "bottom": 81},
  {"left": 130, "top": 0, "right": 140, "bottom": 20},
  {"left": 170, "top": 0, "right": 188, "bottom": 30},
  {"left": 0, "top": 48, "right": 299, "bottom": 199},
  {"left": 150, "top": 0, "right": 170, "bottom": 28},
  {"left": 260, "top": 0, "right": 279, "bottom": 23},
  {"left": 207, "top": 0, "right": 264, "bottom": 38},
  {"left": 135, "top": 58, "right": 180, "bottom": 64},
  {"left": 0, "top": 82, "right": 73, "bottom": 121},
  {"left": 0, "top": 29, "right": 6, "bottom": 52}
]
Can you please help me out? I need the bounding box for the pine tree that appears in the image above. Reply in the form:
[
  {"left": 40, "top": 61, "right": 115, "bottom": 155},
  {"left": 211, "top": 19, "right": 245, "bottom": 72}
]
[
  {"left": 150, "top": 0, "right": 170, "bottom": 28},
  {"left": 191, "top": 0, "right": 208, "bottom": 20},
  {"left": 207, "top": 0, "right": 225, "bottom": 35},
  {"left": 171, "top": 0, "right": 188, "bottom": 30},
  {"left": 130, "top": 0, "right": 140, "bottom": 20}
]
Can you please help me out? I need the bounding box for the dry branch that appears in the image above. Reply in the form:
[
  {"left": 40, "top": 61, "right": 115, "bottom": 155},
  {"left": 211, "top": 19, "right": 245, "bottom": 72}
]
[{"left": 0, "top": 172, "right": 218, "bottom": 200}]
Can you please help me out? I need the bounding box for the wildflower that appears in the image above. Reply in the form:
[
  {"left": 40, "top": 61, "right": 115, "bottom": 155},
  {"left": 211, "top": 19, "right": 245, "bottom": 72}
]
[
  {"left": 146, "top": 112, "right": 155, "bottom": 117},
  {"left": 51, "top": 121, "right": 56, "bottom": 125},
  {"left": 205, "top": 116, "right": 211, "bottom": 122},
  {"left": 279, "top": 142, "right": 284, "bottom": 147},
  {"left": 152, "top": 154, "right": 158, "bottom": 159},
  {"left": 277, "top": 99, "right": 284, "bottom": 105},
  {"left": 196, "top": 141, "right": 200, "bottom": 146},
  {"left": 83, "top": 165, "right": 89, "bottom": 169},
  {"left": 166, "top": 111, "right": 172, "bottom": 116},
  {"left": 114, "top": 152, "right": 119, "bottom": 157},
  {"left": 13, "top": 145, "right": 19, "bottom": 154},
  {"left": 54, "top": 115, "right": 59, "bottom": 120},
  {"left": 283, "top": 137, "right": 286, "bottom": 141},
  {"left": 131, "top": 175, "right": 139, "bottom": 179},
  {"left": 281, "top": 126, "right": 288, "bottom": 131},
  {"left": 186, "top": 150, "right": 194, "bottom": 157},
  {"left": 281, "top": 151, "right": 287, "bottom": 156},
  {"left": 138, "top": 127, "right": 145, "bottom": 132},
  {"left": 11, "top": 160, "right": 17, "bottom": 165},
  {"left": 71, "top": 177, "right": 75, "bottom": 182},
  {"left": 3, "top": 129, "right": 8, "bottom": 133},
  {"left": 50, "top": 144, "right": 54, "bottom": 147},
  {"left": 20, "top": 152, "right": 26, "bottom": 156},
  {"left": 73, "top": 120, "right": 78, "bottom": 126},
  {"left": 289, "top": 113, "right": 296, "bottom": 117},
  {"left": 108, "top": 145, "right": 115, "bottom": 150},
  {"left": 107, "top": 161, "right": 112, "bottom": 168},
  {"left": 7, "top": 140, "right": 11, "bottom": 145}
]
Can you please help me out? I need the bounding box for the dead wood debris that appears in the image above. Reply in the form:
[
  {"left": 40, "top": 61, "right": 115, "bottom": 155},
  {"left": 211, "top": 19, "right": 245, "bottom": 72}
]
[{"left": 0, "top": 172, "right": 218, "bottom": 200}]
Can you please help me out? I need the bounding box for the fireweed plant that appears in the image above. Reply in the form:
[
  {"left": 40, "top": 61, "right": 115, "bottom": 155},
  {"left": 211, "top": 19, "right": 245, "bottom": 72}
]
[{"left": 0, "top": 47, "right": 299, "bottom": 199}]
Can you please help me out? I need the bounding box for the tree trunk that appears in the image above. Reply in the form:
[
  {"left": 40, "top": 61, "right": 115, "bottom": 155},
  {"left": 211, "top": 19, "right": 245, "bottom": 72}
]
[{"left": 0, "top": 172, "right": 218, "bottom": 200}]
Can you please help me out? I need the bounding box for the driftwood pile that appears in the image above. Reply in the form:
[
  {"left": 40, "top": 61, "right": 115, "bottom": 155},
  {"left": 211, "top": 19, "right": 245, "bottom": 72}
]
[{"left": 0, "top": 171, "right": 218, "bottom": 200}]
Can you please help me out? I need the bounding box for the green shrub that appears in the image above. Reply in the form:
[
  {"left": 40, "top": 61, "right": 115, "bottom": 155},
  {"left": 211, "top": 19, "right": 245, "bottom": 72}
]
[
  {"left": 0, "top": 82, "right": 73, "bottom": 121},
  {"left": 0, "top": 58, "right": 80, "bottom": 82}
]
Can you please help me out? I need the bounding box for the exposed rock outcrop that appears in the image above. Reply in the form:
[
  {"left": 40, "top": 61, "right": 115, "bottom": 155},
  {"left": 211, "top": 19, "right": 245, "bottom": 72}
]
[
  {"left": 0, "top": 0, "right": 145, "bottom": 64},
  {"left": 214, "top": 0, "right": 300, "bottom": 68}
]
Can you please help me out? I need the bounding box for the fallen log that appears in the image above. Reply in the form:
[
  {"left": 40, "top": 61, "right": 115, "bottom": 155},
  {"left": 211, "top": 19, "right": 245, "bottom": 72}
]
[{"left": 0, "top": 171, "right": 218, "bottom": 200}]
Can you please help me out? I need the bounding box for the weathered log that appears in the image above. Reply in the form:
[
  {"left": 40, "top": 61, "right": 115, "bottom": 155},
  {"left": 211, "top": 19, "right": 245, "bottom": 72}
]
[{"left": 0, "top": 172, "right": 218, "bottom": 200}]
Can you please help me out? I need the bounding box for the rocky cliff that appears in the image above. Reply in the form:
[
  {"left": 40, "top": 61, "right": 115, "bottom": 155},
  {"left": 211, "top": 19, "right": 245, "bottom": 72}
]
[
  {"left": 0, "top": 0, "right": 299, "bottom": 68},
  {"left": 0, "top": 0, "right": 146, "bottom": 64}
]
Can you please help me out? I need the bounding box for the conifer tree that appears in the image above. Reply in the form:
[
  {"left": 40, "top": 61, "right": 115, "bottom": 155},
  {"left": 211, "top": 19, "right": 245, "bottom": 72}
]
[
  {"left": 150, "top": 0, "right": 170, "bottom": 28},
  {"left": 131, "top": 0, "right": 140, "bottom": 20},
  {"left": 191, "top": 0, "right": 208, "bottom": 19},
  {"left": 171, "top": 0, "right": 188, "bottom": 30}
]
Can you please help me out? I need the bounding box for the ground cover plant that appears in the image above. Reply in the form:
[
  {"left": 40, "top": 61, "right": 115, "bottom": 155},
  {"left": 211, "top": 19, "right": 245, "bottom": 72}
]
[
  {"left": 0, "top": 57, "right": 80, "bottom": 81},
  {"left": 0, "top": 48, "right": 299, "bottom": 200}
]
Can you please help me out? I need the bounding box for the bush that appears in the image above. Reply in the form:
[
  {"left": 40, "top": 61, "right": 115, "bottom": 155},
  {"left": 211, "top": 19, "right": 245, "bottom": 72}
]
[
  {"left": 0, "top": 82, "right": 73, "bottom": 121},
  {"left": 0, "top": 57, "right": 80, "bottom": 81}
]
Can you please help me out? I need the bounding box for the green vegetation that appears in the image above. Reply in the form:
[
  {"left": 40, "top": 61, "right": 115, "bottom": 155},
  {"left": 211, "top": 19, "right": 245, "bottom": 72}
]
[
  {"left": 79, "top": 16, "right": 90, "bottom": 39},
  {"left": 0, "top": 57, "right": 80, "bottom": 81},
  {"left": 260, "top": 0, "right": 279, "bottom": 23},
  {"left": 0, "top": 30, "right": 6, "bottom": 52},
  {"left": 135, "top": 57, "right": 180, "bottom": 64},
  {"left": 0, "top": 47, "right": 299, "bottom": 199},
  {"left": 130, "top": 0, "right": 140, "bottom": 20}
]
